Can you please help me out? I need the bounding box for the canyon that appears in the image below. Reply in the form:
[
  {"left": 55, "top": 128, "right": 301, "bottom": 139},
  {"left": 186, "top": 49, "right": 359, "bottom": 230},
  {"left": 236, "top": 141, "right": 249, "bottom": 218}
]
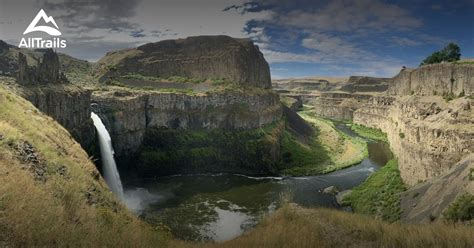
[
  {"left": 276, "top": 63, "right": 473, "bottom": 221},
  {"left": 0, "top": 35, "right": 472, "bottom": 246}
]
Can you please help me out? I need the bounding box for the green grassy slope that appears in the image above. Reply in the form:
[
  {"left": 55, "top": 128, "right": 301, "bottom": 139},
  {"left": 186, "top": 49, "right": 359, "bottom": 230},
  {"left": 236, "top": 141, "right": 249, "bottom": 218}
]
[{"left": 0, "top": 84, "right": 166, "bottom": 246}]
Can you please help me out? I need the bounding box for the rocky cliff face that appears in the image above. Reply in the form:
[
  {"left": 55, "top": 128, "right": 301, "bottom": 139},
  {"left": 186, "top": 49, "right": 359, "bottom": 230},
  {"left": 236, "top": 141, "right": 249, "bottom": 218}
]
[
  {"left": 95, "top": 36, "right": 271, "bottom": 88},
  {"left": 17, "top": 49, "right": 68, "bottom": 85},
  {"left": 389, "top": 64, "right": 474, "bottom": 96},
  {"left": 353, "top": 96, "right": 473, "bottom": 185},
  {"left": 0, "top": 47, "right": 94, "bottom": 150},
  {"left": 92, "top": 89, "right": 282, "bottom": 158},
  {"left": 341, "top": 76, "right": 392, "bottom": 92},
  {"left": 400, "top": 154, "right": 473, "bottom": 223},
  {"left": 16, "top": 84, "right": 94, "bottom": 150},
  {"left": 311, "top": 92, "right": 373, "bottom": 121}
]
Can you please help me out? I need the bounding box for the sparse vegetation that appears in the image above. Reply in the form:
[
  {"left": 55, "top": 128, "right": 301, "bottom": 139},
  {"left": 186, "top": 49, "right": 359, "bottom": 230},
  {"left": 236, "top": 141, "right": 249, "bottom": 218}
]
[
  {"left": 121, "top": 73, "right": 205, "bottom": 84},
  {"left": 280, "top": 96, "right": 298, "bottom": 109},
  {"left": 443, "top": 193, "right": 474, "bottom": 222},
  {"left": 106, "top": 64, "right": 118, "bottom": 72},
  {"left": 104, "top": 79, "right": 126, "bottom": 87},
  {"left": 454, "top": 61, "right": 474, "bottom": 65},
  {"left": 351, "top": 124, "right": 388, "bottom": 142},
  {"left": 443, "top": 92, "right": 456, "bottom": 102},
  {"left": 157, "top": 88, "right": 194, "bottom": 94},
  {"left": 172, "top": 204, "right": 474, "bottom": 248},
  {"left": 343, "top": 159, "right": 406, "bottom": 222}
]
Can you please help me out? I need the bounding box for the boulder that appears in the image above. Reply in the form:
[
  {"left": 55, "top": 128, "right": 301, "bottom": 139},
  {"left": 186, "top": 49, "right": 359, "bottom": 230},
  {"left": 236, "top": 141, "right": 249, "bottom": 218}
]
[
  {"left": 336, "top": 190, "right": 352, "bottom": 205},
  {"left": 322, "top": 185, "right": 340, "bottom": 195}
]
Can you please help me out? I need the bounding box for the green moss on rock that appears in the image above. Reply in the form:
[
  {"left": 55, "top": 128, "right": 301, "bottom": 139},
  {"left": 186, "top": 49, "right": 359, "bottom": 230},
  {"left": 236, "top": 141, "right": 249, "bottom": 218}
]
[{"left": 137, "top": 121, "right": 285, "bottom": 176}]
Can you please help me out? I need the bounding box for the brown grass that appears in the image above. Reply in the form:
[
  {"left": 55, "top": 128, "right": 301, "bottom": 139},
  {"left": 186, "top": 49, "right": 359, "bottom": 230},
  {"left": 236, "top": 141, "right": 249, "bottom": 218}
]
[
  {"left": 0, "top": 83, "right": 472, "bottom": 247},
  {"left": 0, "top": 85, "right": 166, "bottom": 247},
  {"left": 171, "top": 205, "right": 474, "bottom": 248},
  {"left": 298, "top": 110, "right": 367, "bottom": 171}
]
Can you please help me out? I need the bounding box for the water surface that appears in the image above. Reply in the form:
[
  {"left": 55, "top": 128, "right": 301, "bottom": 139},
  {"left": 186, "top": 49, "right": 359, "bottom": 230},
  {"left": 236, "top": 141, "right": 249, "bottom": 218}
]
[{"left": 122, "top": 123, "right": 392, "bottom": 241}]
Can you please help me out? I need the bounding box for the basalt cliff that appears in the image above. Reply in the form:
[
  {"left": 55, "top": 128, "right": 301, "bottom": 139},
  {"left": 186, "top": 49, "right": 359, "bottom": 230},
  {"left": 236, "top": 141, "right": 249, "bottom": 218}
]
[
  {"left": 94, "top": 35, "right": 271, "bottom": 88},
  {"left": 0, "top": 45, "right": 94, "bottom": 150},
  {"left": 276, "top": 63, "right": 473, "bottom": 222},
  {"left": 91, "top": 36, "right": 283, "bottom": 175}
]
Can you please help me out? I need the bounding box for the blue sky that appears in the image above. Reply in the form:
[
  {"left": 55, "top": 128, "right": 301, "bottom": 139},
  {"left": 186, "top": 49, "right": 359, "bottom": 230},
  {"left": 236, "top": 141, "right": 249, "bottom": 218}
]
[{"left": 1, "top": 0, "right": 473, "bottom": 78}]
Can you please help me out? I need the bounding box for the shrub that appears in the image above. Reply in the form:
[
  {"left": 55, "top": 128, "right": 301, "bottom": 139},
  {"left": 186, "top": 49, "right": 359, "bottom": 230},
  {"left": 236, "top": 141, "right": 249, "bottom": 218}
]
[
  {"left": 442, "top": 92, "right": 456, "bottom": 102},
  {"left": 420, "top": 43, "right": 461, "bottom": 65},
  {"left": 399, "top": 132, "right": 405, "bottom": 139},
  {"left": 443, "top": 193, "right": 474, "bottom": 222}
]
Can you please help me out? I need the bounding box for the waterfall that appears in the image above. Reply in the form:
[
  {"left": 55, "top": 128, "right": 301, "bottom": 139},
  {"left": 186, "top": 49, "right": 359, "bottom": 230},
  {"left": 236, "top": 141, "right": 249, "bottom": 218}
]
[{"left": 91, "top": 112, "right": 124, "bottom": 200}]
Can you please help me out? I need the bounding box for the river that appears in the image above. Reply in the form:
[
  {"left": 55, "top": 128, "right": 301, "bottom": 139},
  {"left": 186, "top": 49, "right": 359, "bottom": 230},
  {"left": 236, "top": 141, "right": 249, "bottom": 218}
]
[{"left": 121, "top": 122, "right": 392, "bottom": 241}]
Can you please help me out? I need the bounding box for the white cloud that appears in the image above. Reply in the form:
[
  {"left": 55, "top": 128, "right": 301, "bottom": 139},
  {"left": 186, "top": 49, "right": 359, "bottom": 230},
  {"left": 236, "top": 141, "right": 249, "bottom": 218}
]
[
  {"left": 301, "top": 33, "right": 360, "bottom": 58},
  {"left": 391, "top": 36, "right": 421, "bottom": 46},
  {"left": 275, "top": 0, "right": 422, "bottom": 33}
]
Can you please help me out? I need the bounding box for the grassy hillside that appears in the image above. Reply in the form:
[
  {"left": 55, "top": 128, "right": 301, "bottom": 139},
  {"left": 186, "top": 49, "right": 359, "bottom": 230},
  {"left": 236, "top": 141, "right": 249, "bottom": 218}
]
[
  {"left": 0, "top": 84, "right": 165, "bottom": 246},
  {"left": 351, "top": 123, "right": 388, "bottom": 142},
  {"left": 296, "top": 109, "right": 368, "bottom": 172},
  {"left": 343, "top": 159, "right": 406, "bottom": 222},
  {"left": 0, "top": 82, "right": 472, "bottom": 247},
  {"left": 171, "top": 204, "right": 474, "bottom": 248}
]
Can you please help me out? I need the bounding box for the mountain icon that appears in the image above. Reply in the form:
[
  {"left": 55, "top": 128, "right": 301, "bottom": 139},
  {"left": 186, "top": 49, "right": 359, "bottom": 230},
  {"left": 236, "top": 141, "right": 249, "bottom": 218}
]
[{"left": 23, "top": 9, "right": 62, "bottom": 36}]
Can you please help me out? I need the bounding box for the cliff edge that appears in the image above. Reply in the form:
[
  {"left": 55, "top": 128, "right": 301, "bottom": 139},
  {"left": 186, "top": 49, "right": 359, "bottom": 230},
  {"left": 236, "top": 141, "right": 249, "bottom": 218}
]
[
  {"left": 94, "top": 35, "right": 271, "bottom": 89},
  {"left": 389, "top": 63, "right": 474, "bottom": 96}
]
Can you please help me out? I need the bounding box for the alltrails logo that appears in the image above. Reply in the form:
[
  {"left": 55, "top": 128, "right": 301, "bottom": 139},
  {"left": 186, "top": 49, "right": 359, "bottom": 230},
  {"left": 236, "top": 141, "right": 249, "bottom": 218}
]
[{"left": 18, "top": 9, "right": 67, "bottom": 48}]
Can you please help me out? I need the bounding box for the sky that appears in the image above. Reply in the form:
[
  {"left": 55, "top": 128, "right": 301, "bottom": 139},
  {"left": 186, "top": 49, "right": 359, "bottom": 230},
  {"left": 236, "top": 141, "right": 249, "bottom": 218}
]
[{"left": 0, "top": 0, "right": 473, "bottom": 78}]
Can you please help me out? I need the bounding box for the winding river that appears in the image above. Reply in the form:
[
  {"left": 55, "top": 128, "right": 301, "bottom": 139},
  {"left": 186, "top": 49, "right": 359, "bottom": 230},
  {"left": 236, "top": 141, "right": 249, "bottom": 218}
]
[{"left": 121, "top": 122, "right": 392, "bottom": 241}]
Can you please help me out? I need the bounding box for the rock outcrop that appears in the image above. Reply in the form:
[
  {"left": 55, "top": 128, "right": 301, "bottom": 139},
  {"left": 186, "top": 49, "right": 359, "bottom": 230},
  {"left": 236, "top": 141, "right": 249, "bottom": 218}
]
[
  {"left": 341, "top": 76, "right": 392, "bottom": 92},
  {"left": 20, "top": 85, "right": 94, "bottom": 150},
  {"left": 92, "top": 89, "right": 282, "bottom": 158},
  {"left": 17, "top": 49, "right": 68, "bottom": 85},
  {"left": 400, "top": 154, "right": 473, "bottom": 223},
  {"left": 353, "top": 96, "right": 473, "bottom": 185},
  {"left": 2, "top": 47, "right": 94, "bottom": 149},
  {"left": 388, "top": 64, "right": 474, "bottom": 96},
  {"left": 311, "top": 92, "right": 372, "bottom": 121},
  {"left": 95, "top": 35, "right": 271, "bottom": 88}
]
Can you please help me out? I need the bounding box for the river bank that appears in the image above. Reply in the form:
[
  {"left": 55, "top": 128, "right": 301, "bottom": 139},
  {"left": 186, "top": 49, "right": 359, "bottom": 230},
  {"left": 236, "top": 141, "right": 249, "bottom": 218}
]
[{"left": 120, "top": 110, "right": 393, "bottom": 241}]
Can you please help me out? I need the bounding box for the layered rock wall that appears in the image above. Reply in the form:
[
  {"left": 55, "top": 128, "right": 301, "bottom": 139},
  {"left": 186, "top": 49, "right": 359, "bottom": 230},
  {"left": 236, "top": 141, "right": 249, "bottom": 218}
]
[
  {"left": 353, "top": 96, "right": 473, "bottom": 185},
  {"left": 20, "top": 85, "right": 94, "bottom": 149},
  {"left": 341, "top": 76, "right": 392, "bottom": 92},
  {"left": 312, "top": 92, "right": 372, "bottom": 121},
  {"left": 92, "top": 90, "right": 282, "bottom": 157},
  {"left": 388, "top": 64, "right": 474, "bottom": 96},
  {"left": 96, "top": 36, "right": 271, "bottom": 88}
]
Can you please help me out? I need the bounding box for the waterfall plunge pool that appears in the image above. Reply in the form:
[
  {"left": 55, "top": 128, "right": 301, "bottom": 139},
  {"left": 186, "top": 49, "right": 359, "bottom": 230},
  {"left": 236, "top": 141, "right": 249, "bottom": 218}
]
[{"left": 118, "top": 122, "right": 392, "bottom": 242}]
